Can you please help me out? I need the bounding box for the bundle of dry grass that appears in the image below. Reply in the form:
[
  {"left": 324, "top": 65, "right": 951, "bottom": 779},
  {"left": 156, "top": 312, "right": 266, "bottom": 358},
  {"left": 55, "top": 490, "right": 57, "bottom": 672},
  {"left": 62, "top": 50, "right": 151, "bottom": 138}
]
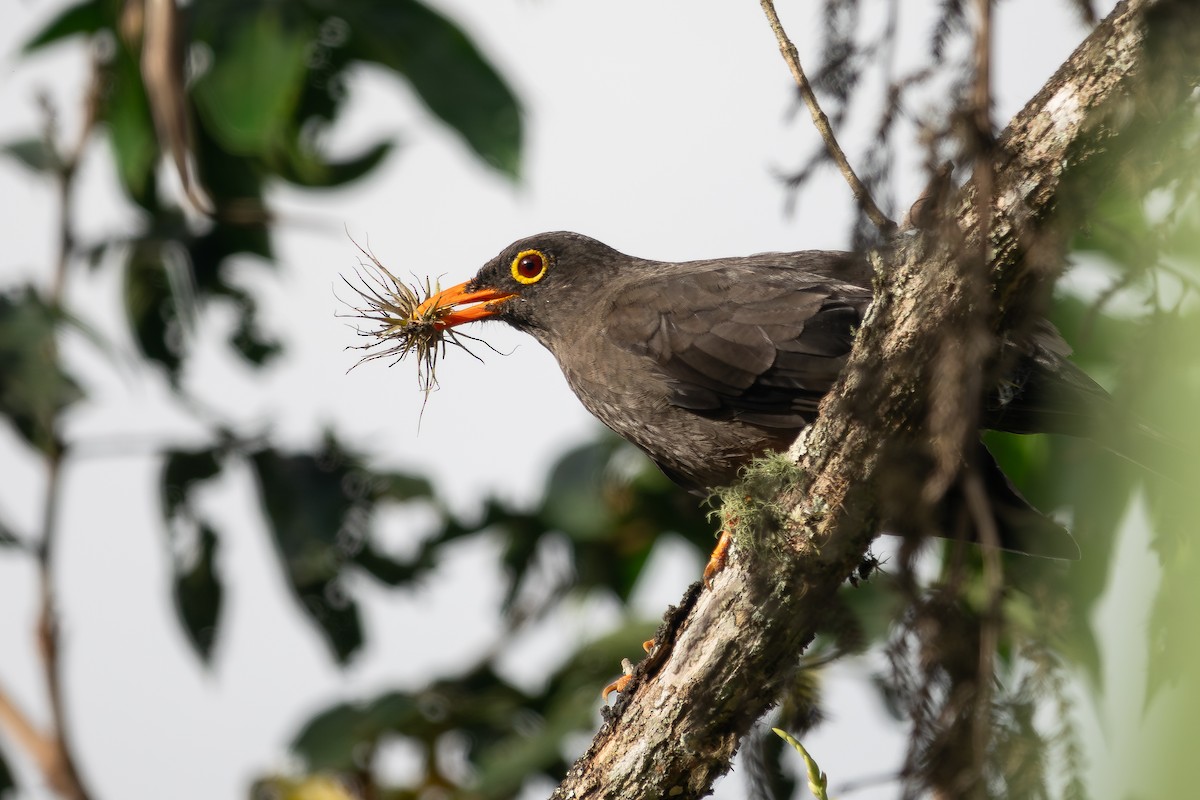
[{"left": 340, "top": 243, "right": 472, "bottom": 400}]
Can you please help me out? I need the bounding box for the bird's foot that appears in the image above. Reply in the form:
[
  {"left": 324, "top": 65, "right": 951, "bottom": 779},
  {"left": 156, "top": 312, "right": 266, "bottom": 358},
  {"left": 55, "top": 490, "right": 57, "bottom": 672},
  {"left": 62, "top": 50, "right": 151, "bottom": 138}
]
[
  {"left": 601, "top": 639, "right": 657, "bottom": 702},
  {"left": 703, "top": 528, "right": 733, "bottom": 588},
  {"left": 602, "top": 658, "right": 636, "bottom": 703}
]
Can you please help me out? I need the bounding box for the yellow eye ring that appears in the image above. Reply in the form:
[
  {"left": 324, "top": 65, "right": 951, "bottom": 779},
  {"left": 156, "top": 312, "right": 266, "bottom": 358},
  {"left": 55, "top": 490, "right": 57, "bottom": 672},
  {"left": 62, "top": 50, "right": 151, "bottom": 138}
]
[{"left": 511, "top": 249, "right": 548, "bottom": 284}]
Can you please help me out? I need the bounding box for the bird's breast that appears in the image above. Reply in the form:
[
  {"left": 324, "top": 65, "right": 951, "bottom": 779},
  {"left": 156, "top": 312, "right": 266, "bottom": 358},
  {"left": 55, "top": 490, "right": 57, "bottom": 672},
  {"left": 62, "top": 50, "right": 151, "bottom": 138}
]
[{"left": 551, "top": 337, "right": 798, "bottom": 491}]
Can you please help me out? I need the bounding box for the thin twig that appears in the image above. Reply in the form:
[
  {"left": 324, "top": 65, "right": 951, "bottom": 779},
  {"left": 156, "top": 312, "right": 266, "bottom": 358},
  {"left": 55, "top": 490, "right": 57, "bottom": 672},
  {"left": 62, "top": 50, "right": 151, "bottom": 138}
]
[
  {"left": 140, "top": 0, "right": 212, "bottom": 213},
  {"left": 0, "top": 683, "right": 57, "bottom": 780},
  {"left": 34, "top": 449, "right": 91, "bottom": 800},
  {"left": 963, "top": 470, "right": 1002, "bottom": 779},
  {"left": 19, "top": 46, "right": 106, "bottom": 800},
  {"left": 43, "top": 52, "right": 102, "bottom": 304},
  {"left": 759, "top": 0, "right": 896, "bottom": 234},
  {"left": 969, "top": 0, "right": 1003, "bottom": 783}
]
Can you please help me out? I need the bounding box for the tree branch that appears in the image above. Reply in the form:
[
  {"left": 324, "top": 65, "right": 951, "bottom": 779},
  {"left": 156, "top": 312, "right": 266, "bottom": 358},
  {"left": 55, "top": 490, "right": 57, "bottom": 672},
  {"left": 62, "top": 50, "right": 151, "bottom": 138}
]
[
  {"left": 0, "top": 683, "right": 57, "bottom": 782},
  {"left": 7, "top": 50, "right": 105, "bottom": 800},
  {"left": 550, "top": 1, "right": 1198, "bottom": 797},
  {"left": 967, "top": 0, "right": 1004, "bottom": 778},
  {"left": 759, "top": 0, "right": 896, "bottom": 235}
]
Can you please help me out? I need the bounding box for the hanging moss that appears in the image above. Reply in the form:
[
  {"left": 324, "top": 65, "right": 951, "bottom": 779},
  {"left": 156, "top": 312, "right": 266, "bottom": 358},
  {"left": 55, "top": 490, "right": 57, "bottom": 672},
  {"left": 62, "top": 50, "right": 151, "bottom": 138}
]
[{"left": 710, "top": 451, "right": 809, "bottom": 554}]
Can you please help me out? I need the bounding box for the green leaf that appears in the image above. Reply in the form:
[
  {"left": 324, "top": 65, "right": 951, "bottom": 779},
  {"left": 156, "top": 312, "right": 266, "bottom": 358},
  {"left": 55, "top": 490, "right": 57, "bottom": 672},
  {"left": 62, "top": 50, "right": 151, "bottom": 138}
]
[
  {"left": 291, "top": 702, "right": 372, "bottom": 771},
  {"left": 472, "top": 625, "right": 655, "bottom": 796},
  {"left": 332, "top": 0, "right": 523, "bottom": 178},
  {"left": 980, "top": 431, "right": 1055, "bottom": 511},
  {"left": 986, "top": 432, "right": 1127, "bottom": 686},
  {"left": 542, "top": 439, "right": 618, "bottom": 541},
  {"left": 773, "top": 729, "right": 831, "bottom": 800},
  {"left": 0, "top": 519, "right": 21, "bottom": 549},
  {"left": 161, "top": 447, "right": 226, "bottom": 663},
  {"left": 0, "top": 138, "right": 59, "bottom": 173},
  {"left": 162, "top": 448, "right": 223, "bottom": 519},
  {"left": 287, "top": 12, "right": 356, "bottom": 129},
  {"left": 22, "top": 0, "right": 107, "bottom": 53},
  {"left": 291, "top": 668, "right": 535, "bottom": 779},
  {"left": 186, "top": 215, "right": 272, "bottom": 287},
  {"left": 416, "top": 667, "right": 531, "bottom": 748},
  {"left": 122, "top": 239, "right": 183, "bottom": 378},
  {"left": 277, "top": 139, "right": 396, "bottom": 189},
  {"left": 0, "top": 739, "right": 15, "bottom": 799},
  {"left": 0, "top": 288, "right": 84, "bottom": 453},
  {"left": 188, "top": 123, "right": 271, "bottom": 256},
  {"left": 104, "top": 42, "right": 159, "bottom": 203},
  {"left": 1131, "top": 312, "right": 1200, "bottom": 706},
  {"left": 125, "top": 208, "right": 282, "bottom": 376},
  {"left": 1070, "top": 185, "right": 1153, "bottom": 268},
  {"left": 228, "top": 297, "right": 282, "bottom": 366},
  {"left": 542, "top": 436, "right": 710, "bottom": 601},
  {"left": 291, "top": 692, "right": 420, "bottom": 771},
  {"left": 247, "top": 434, "right": 440, "bottom": 660},
  {"left": 173, "top": 522, "right": 223, "bottom": 661},
  {"left": 350, "top": 543, "right": 419, "bottom": 587},
  {"left": 432, "top": 433, "right": 712, "bottom": 611},
  {"left": 249, "top": 439, "right": 365, "bottom": 663},
  {"left": 192, "top": 11, "right": 311, "bottom": 156},
  {"left": 838, "top": 571, "right": 903, "bottom": 648},
  {"left": 370, "top": 471, "right": 435, "bottom": 504}
]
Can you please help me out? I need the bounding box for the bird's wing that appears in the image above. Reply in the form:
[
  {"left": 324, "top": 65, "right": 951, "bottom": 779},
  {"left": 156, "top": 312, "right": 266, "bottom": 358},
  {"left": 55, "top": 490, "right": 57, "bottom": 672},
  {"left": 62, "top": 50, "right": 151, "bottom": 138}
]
[{"left": 608, "top": 265, "right": 871, "bottom": 427}]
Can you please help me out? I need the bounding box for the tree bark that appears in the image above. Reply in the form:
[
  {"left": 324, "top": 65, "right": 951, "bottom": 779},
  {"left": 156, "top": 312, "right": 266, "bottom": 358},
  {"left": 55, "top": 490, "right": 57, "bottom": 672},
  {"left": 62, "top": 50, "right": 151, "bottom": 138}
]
[{"left": 550, "top": 1, "right": 1200, "bottom": 798}]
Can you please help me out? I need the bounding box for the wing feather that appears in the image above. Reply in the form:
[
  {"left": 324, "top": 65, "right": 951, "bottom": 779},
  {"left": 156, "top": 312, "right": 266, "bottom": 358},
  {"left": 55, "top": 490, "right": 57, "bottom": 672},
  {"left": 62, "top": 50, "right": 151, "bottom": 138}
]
[{"left": 609, "top": 265, "right": 871, "bottom": 427}]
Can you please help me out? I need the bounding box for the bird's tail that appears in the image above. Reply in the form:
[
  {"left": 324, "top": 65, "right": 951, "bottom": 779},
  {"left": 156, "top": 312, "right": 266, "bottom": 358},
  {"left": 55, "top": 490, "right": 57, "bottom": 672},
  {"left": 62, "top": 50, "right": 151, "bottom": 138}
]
[
  {"left": 988, "top": 337, "right": 1184, "bottom": 485},
  {"left": 960, "top": 442, "right": 1080, "bottom": 560}
]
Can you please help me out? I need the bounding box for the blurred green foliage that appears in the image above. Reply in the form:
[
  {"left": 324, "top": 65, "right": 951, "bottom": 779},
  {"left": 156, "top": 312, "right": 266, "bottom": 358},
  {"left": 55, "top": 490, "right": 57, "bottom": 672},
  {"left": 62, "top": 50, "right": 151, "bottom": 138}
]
[
  {"left": 0, "top": 746, "right": 12, "bottom": 800},
  {"left": 0, "top": 289, "right": 83, "bottom": 453},
  {"left": 2, "top": 0, "right": 525, "bottom": 670},
  {"left": 978, "top": 102, "right": 1200, "bottom": 797}
]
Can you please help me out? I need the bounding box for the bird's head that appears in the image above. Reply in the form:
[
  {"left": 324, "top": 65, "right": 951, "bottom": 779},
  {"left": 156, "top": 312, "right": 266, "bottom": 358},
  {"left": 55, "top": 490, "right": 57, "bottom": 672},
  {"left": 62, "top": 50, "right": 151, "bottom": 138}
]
[{"left": 412, "top": 232, "right": 628, "bottom": 338}]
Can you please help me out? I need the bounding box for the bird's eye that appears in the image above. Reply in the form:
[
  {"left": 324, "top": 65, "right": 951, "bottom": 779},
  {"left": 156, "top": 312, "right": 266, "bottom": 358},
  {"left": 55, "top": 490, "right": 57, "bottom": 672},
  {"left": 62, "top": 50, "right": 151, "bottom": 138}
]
[{"left": 511, "top": 249, "right": 548, "bottom": 284}]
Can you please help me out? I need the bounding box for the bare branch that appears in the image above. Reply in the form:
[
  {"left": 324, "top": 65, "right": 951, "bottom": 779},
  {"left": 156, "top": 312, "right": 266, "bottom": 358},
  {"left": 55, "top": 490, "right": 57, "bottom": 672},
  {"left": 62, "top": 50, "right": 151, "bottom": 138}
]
[
  {"left": 43, "top": 47, "right": 102, "bottom": 304},
  {"left": 759, "top": 0, "right": 897, "bottom": 235},
  {"left": 35, "top": 449, "right": 93, "bottom": 800},
  {"left": 965, "top": 0, "right": 1005, "bottom": 788},
  {"left": 0, "top": 682, "right": 57, "bottom": 781},
  {"left": 11, "top": 48, "right": 106, "bottom": 800},
  {"left": 135, "top": 0, "right": 212, "bottom": 214}
]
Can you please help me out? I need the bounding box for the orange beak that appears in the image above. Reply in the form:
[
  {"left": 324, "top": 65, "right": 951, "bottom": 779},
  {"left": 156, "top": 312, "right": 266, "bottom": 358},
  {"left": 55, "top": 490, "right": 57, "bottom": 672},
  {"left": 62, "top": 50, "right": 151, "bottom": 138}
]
[{"left": 414, "top": 282, "right": 516, "bottom": 330}]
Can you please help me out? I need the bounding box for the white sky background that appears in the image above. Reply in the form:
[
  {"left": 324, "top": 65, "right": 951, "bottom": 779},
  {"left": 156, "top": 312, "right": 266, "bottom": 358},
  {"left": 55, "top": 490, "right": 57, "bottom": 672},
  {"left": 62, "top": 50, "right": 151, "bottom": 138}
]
[{"left": 0, "top": 1, "right": 1133, "bottom": 798}]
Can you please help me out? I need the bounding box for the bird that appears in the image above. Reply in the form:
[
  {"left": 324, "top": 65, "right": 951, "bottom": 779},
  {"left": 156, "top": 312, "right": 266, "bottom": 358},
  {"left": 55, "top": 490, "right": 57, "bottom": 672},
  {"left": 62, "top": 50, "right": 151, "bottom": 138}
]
[{"left": 408, "top": 231, "right": 1107, "bottom": 567}]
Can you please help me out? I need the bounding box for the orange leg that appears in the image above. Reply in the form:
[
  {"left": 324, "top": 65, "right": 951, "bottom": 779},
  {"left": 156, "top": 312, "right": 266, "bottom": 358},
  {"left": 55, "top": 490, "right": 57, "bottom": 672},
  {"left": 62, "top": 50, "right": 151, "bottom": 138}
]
[
  {"left": 602, "top": 658, "right": 635, "bottom": 702},
  {"left": 602, "top": 674, "right": 630, "bottom": 702},
  {"left": 703, "top": 528, "right": 733, "bottom": 588},
  {"left": 601, "top": 638, "right": 657, "bottom": 702}
]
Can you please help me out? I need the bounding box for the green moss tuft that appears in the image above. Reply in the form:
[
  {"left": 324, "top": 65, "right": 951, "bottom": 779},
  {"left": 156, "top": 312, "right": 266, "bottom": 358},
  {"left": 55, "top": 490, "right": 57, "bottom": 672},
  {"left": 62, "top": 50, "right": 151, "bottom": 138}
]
[{"left": 708, "top": 451, "right": 805, "bottom": 552}]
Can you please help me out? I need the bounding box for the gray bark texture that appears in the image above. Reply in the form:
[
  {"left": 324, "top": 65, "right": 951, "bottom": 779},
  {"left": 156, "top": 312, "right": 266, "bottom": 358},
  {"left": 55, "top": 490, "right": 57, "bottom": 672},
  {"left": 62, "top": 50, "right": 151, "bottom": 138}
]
[{"left": 550, "top": 1, "right": 1200, "bottom": 798}]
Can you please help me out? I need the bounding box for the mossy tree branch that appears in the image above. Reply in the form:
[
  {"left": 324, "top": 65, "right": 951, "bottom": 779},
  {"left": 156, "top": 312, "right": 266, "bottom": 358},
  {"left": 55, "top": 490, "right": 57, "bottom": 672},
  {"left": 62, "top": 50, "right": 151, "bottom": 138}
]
[{"left": 549, "top": 1, "right": 1199, "bottom": 798}]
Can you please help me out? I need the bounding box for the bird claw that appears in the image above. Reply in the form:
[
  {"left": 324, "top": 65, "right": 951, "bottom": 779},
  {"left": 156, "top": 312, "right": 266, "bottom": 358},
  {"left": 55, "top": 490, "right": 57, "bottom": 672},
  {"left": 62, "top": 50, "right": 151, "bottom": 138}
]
[
  {"left": 602, "top": 637, "right": 658, "bottom": 702},
  {"left": 602, "top": 658, "right": 637, "bottom": 703},
  {"left": 702, "top": 529, "right": 733, "bottom": 588}
]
